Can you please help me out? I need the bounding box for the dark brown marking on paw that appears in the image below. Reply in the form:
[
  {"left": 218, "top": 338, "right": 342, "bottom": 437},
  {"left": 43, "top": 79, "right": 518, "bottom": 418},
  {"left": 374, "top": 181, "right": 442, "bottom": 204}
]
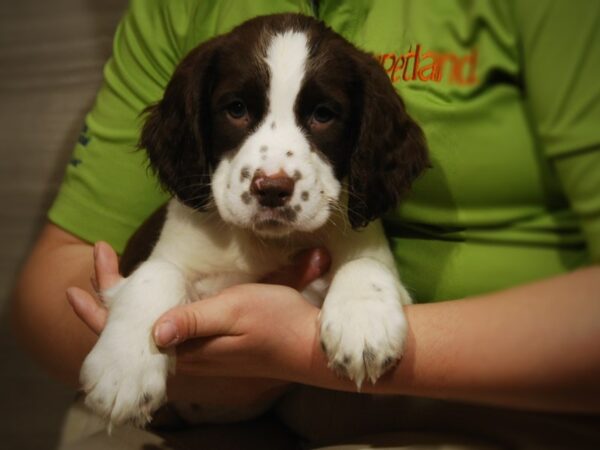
[
  {"left": 320, "top": 340, "right": 328, "bottom": 353},
  {"left": 332, "top": 361, "right": 348, "bottom": 377},
  {"left": 241, "top": 191, "right": 252, "bottom": 204},
  {"left": 301, "top": 191, "right": 309, "bottom": 201},
  {"left": 286, "top": 150, "right": 294, "bottom": 157},
  {"left": 293, "top": 170, "right": 302, "bottom": 181},
  {"left": 260, "top": 145, "right": 268, "bottom": 153},
  {"left": 294, "top": 204, "right": 302, "bottom": 212},
  {"left": 382, "top": 356, "right": 396, "bottom": 371},
  {"left": 363, "top": 345, "right": 377, "bottom": 365}
]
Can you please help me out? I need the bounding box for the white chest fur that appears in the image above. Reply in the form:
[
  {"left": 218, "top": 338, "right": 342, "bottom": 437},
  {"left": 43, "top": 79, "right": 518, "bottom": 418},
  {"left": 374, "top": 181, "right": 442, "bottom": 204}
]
[{"left": 151, "top": 200, "right": 335, "bottom": 299}]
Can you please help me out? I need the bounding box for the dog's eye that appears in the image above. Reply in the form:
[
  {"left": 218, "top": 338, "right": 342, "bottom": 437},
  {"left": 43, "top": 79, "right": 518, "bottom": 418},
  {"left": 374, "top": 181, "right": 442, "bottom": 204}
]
[
  {"left": 226, "top": 100, "right": 248, "bottom": 119},
  {"left": 312, "top": 105, "right": 335, "bottom": 123}
]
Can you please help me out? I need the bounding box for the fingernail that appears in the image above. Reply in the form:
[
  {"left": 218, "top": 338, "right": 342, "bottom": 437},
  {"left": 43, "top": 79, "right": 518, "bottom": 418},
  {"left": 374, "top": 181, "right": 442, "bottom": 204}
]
[
  {"left": 309, "top": 251, "right": 323, "bottom": 267},
  {"left": 154, "top": 321, "right": 178, "bottom": 347},
  {"left": 310, "top": 248, "right": 331, "bottom": 272},
  {"left": 66, "top": 288, "right": 86, "bottom": 312}
]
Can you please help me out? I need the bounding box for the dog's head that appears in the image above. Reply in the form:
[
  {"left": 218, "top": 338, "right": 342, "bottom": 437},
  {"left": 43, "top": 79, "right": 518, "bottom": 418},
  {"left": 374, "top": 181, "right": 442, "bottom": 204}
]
[{"left": 140, "top": 14, "right": 429, "bottom": 237}]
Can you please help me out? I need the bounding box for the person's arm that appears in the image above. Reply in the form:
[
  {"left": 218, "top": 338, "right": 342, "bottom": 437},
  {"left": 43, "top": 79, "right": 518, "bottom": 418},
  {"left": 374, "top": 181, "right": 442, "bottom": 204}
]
[
  {"left": 11, "top": 223, "right": 98, "bottom": 387},
  {"left": 53, "top": 223, "right": 600, "bottom": 413},
  {"left": 378, "top": 266, "right": 600, "bottom": 412},
  {"left": 148, "top": 265, "right": 600, "bottom": 414}
]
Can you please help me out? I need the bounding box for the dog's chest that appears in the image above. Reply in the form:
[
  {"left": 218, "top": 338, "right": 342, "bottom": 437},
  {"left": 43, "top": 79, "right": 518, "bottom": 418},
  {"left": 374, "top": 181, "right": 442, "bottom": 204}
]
[{"left": 151, "top": 200, "right": 327, "bottom": 294}]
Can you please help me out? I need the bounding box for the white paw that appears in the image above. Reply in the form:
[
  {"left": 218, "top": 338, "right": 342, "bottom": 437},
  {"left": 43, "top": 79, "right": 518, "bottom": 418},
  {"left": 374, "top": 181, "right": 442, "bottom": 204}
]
[
  {"left": 80, "top": 259, "right": 187, "bottom": 427},
  {"left": 80, "top": 331, "right": 169, "bottom": 427},
  {"left": 319, "top": 259, "right": 410, "bottom": 388}
]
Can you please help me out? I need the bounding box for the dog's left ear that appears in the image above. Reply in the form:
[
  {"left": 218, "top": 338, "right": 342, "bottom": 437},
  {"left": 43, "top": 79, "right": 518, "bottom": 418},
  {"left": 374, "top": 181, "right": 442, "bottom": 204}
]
[
  {"left": 139, "top": 36, "right": 224, "bottom": 210},
  {"left": 347, "top": 53, "right": 429, "bottom": 228}
]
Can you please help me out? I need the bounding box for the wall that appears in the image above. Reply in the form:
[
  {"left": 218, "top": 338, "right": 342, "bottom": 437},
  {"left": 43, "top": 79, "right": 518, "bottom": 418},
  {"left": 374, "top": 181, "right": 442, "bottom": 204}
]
[{"left": 0, "top": 1, "right": 127, "bottom": 448}]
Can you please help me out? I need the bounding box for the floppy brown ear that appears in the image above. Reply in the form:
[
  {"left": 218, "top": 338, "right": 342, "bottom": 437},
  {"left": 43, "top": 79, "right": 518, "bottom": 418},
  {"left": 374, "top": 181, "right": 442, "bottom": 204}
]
[
  {"left": 139, "top": 37, "right": 223, "bottom": 211},
  {"left": 347, "top": 55, "right": 429, "bottom": 228}
]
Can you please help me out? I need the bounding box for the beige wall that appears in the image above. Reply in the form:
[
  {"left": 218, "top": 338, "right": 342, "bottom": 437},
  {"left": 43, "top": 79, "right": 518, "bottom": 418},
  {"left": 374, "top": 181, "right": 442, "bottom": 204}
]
[
  {"left": 0, "top": 0, "right": 127, "bottom": 313},
  {"left": 0, "top": 2, "right": 127, "bottom": 448}
]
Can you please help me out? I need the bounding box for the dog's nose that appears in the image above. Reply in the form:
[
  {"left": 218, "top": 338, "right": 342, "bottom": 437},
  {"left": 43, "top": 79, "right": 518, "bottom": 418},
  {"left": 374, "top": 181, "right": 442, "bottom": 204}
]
[{"left": 250, "top": 170, "right": 295, "bottom": 207}]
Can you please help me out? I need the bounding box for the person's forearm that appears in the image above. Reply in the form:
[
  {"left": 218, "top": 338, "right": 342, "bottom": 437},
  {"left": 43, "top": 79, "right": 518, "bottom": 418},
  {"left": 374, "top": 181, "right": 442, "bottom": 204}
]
[
  {"left": 11, "top": 223, "right": 98, "bottom": 388},
  {"left": 298, "top": 266, "right": 600, "bottom": 413}
]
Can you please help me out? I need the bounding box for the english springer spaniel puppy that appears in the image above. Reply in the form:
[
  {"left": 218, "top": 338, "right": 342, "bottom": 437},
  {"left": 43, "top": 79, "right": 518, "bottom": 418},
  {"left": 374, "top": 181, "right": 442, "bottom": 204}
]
[{"left": 80, "top": 13, "right": 429, "bottom": 427}]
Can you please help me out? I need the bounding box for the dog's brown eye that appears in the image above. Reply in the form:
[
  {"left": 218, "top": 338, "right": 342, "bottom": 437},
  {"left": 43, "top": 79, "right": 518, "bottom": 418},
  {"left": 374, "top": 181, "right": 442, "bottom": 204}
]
[
  {"left": 312, "top": 105, "right": 335, "bottom": 123},
  {"left": 226, "top": 100, "right": 247, "bottom": 119}
]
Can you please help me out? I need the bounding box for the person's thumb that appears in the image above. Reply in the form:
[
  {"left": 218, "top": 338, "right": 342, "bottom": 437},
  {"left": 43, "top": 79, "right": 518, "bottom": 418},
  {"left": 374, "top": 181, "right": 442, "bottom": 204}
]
[
  {"left": 261, "top": 247, "right": 331, "bottom": 290},
  {"left": 153, "top": 295, "right": 238, "bottom": 348}
]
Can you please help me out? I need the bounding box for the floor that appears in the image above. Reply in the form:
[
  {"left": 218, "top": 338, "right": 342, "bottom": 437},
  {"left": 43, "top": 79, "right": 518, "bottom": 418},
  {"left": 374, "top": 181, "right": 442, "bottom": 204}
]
[{"left": 0, "top": 1, "right": 127, "bottom": 448}]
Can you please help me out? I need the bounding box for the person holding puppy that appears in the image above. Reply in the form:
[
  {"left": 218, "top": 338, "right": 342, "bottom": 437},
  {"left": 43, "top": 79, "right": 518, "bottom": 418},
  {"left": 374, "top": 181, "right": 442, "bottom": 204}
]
[{"left": 12, "top": 0, "right": 600, "bottom": 448}]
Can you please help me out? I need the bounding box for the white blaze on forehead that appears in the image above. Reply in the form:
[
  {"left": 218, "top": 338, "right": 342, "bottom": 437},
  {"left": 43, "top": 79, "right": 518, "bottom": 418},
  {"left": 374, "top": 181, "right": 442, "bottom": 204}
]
[{"left": 264, "top": 31, "right": 309, "bottom": 122}]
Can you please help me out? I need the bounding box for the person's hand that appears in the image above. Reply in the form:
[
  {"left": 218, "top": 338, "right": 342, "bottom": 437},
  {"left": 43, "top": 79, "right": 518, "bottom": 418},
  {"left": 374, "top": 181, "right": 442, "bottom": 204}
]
[
  {"left": 155, "top": 283, "right": 323, "bottom": 382},
  {"left": 66, "top": 241, "right": 330, "bottom": 406}
]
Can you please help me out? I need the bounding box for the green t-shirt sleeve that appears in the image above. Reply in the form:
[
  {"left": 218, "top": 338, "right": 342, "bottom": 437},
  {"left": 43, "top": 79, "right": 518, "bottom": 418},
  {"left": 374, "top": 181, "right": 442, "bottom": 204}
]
[
  {"left": 514, "top": 0, "right": 600, "bottom": 262},
  {"left": 48, "top": 0, "right": 194, "bottom": 253},
  {"left": 555, "top": 150, "right": 600, "bottom": 263}
]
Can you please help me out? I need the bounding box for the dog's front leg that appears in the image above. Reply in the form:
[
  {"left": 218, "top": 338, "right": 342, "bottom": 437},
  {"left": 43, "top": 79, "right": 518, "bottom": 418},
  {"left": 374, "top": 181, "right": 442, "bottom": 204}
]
[
  {"left": 319, "top": 221, "right": 411, "bottom": 389},
  {"left": 80, "top": 258, "right": 189, "bottom": 427}
]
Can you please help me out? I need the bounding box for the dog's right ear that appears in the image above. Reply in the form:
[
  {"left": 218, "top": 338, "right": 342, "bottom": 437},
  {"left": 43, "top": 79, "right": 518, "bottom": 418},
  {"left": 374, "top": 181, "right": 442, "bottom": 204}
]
[
  {"left": 345, "top": 49, "right": 430, "bottom": 229},
  {"left": 139, "top": 37, "right": 223, "bottom": 211}
]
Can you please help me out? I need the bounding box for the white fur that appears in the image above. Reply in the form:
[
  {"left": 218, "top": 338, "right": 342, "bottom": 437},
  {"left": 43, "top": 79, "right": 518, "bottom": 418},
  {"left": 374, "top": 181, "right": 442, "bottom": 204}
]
[{"left": 81, "top": 30, "right": 412, "bottom": 427}]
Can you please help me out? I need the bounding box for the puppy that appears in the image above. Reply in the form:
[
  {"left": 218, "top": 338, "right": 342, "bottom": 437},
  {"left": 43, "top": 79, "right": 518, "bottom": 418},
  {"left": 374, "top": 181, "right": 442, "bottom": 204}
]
[{"left": 80, "top": 13, "right": 429, "bottom": 427}]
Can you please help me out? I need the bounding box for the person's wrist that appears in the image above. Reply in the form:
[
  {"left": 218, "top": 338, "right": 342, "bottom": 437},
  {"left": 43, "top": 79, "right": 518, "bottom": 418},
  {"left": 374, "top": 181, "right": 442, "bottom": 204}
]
[{"left": 281, "top": 303, "right": 323, "bottom": 384}]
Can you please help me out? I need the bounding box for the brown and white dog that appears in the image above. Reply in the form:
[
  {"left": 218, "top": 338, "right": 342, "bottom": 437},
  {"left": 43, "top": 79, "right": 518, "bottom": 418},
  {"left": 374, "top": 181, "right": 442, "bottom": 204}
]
[{"left": 80, "top": 13, "right": 429, "bottom": 427}]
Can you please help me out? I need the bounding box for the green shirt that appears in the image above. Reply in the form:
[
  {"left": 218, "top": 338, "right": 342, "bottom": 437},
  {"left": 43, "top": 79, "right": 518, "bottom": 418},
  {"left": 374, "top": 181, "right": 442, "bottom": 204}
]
[{"left": 49, "top": 0, "right": 600, "bottom": 302}]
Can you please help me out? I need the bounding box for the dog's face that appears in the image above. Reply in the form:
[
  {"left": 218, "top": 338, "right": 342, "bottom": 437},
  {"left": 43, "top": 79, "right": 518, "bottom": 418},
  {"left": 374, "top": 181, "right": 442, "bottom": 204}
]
[{"left": 141, "top": 14, "right": 428, "bottom": 237}]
